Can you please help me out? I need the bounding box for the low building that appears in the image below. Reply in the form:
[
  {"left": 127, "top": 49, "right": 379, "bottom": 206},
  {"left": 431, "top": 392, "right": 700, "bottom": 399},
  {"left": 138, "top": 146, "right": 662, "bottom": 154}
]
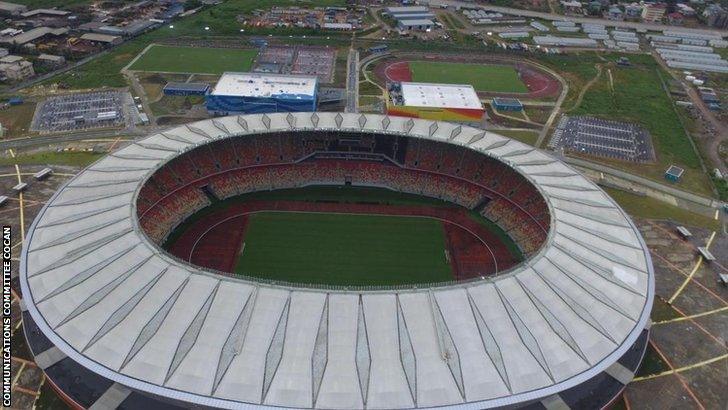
[
  {"left": 20, "top": 8, "right": 70, "bottom": 18},
  {"left": 492, "top": 97, "right": 524, "bottom": 112},
  {"left": 704, "top": 4, "right": 728, "bottom": 29},
  {"left": 397, "top": 18, "right": 435, "bottom": 31},
  {"left": 0, "top": 1, "right": 27, "bottom": 16},
  {"left": 0, "top": 54, "right": 23, "bottom": 64},
  {"left": 385, "top": 5, "right": 437, "bottom": 31},
  {"left": 676, "top": 4, "right": 695, "bottom": 16},
  {"left": 0, "top": 26, "right": 68, "bottom": 45},
  {"left": 79, "top": 33, "right": 123, "bottom": 46},
  {"left": 384, "top": 6, "right": 433, "bottom": 18},
  {"left": 560, "top": 0, "right": 582, "bottom": 14},
  {"left": 664, "top": 165, "right": 684, "bottom": 182},
  {"left": 0, "top": 59, "right": 34, "bottom": 81},
  {"left": 121, "top": 20, "right": 158, "bottom": 37},
  {"left": 322, "top": 22, "right": 353, "bottom": 30},
  {"left": 587, "top": 1, "right": 603, "bottom": 15},
  {"left": 78, "top": 21, "right": 105, "bottom": 32},
  {"left": 667, "top": 12, "right": 684, "bottom": 25},
  {"left": 206, "top": 72, "right": 318, "bottom": 115},
  {"left": 386, "top": 81, "right": 484, "bottom": 122},
  {"left": 608, "top": 6, "right": 624, "bottom": 20},
  {"left": 96, "top": 25, "right": 126, "bottom": 37},
  {"left": 625, "top": 3, "right": 643, "bottom": 19},
  {"left": 642, "top": 4, "right": 666, "bottom": 22},
  {"left": 163, "top": 82, "right": 210, "bottom": 96},
  {"left": 37, "top": 53, "right": 65, "bottom": 66},
  {"left": 0, "top": 28, "right": 21, "bottom": 37}
]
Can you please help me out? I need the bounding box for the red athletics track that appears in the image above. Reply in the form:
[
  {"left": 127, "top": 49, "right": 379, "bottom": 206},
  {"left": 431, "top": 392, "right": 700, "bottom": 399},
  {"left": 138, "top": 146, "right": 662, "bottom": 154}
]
[
  {"left": 166, "top": 200, "right": 520, "bottom": 280},
  {"left": 374, "top": 58, "right": 560, "bottom": 100}
]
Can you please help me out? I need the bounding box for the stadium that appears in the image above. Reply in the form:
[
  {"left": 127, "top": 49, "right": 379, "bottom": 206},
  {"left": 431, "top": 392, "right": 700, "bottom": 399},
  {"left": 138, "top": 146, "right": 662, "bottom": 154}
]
[{"left": 20, "top": 112, "right": 653, "bottom": 409}]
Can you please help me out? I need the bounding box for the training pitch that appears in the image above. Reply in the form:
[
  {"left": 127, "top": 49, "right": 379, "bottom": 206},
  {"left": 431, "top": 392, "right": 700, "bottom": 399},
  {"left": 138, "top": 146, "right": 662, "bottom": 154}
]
[
  {"left": 409, "top": 61, "right": 528, "bottom": 93},
  {"left": 129, "top": 45, "right": 258, "bottom": 74},
  {"left": 235, "top": 212, "right": 453, "bottom": 286}
]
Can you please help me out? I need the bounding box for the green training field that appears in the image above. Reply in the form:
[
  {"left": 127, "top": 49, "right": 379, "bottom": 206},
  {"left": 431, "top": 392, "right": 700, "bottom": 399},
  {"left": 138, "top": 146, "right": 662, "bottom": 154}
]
[
  {"left": 129, "top": 45, "right": 257, "bottom": 74},
  {"left": 409, "top": 61, "right": 529, "bottom": 93},
  {"left": 235, "top": 212, "right": 453, "bottom": 286}
]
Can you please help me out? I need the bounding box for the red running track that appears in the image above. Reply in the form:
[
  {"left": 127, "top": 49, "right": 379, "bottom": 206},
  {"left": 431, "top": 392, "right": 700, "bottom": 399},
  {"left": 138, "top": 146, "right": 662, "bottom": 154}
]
[
  {"left": 166, "top": 199, "right": 520, "bottom": 280},
  {"left": 168, "top": 214, "right": 249, "bottom": 273},
  {"left": 379, "top": 60, "right": 412, "bottom": 82},
  {"left": 376, "top": 59, "right": 560, "bottom": 99}
]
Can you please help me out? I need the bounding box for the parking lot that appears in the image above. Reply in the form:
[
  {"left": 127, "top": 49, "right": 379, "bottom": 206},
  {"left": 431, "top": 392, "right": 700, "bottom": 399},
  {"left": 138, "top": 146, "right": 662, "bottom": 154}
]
[
  {"left": 30, "top": 91, "right": 133, "bottom": 133},
  {"left": 549, "top": 115, "right": 655, "bottom": 162},
  {"left": 256, "top": 46, "right": 295, "bottom": 67},
  {"left": 291, "top": 47, "right": 336, "bottom": 83},
  {"left": 253, "top": 45, "right": 336, "bottom": 83}
]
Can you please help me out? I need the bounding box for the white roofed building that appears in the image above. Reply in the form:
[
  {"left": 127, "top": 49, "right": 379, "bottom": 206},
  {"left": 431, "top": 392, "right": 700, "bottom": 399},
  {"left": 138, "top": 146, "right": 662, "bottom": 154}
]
[
  {"left": 387, "top": 81, "right": 484, "bottom": 122},
  {"left": 206, "top": 72, "right": 318, "bottom": 115}
]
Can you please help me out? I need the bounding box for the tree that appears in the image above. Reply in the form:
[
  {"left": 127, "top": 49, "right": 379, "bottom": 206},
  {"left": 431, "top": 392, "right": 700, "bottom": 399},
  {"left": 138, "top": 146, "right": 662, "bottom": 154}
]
[
  {"left": 666, "top": 0, "right": 677, "bottom": 14},
  {"left": 184, "top": 0, "right": 202, "bottom": 11}
]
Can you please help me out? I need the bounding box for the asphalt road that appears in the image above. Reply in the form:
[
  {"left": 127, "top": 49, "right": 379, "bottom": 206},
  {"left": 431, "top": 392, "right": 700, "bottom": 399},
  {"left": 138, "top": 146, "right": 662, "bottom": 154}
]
[
  {"left": 0, "top": 128, "right": 147, "bottom": 150},
  {"left": 345, "top": 49, "right": 359, "bottom": 113}
]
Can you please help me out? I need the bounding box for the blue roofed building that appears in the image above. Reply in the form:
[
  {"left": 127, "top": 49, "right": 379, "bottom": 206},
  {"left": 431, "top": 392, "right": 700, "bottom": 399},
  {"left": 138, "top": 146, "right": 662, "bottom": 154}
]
[
  {"left": 206, "top": 72, "right": 318, "bottom": 115},
  {"left": 492, "top": 97, "right": 523, "bottom": 112}
]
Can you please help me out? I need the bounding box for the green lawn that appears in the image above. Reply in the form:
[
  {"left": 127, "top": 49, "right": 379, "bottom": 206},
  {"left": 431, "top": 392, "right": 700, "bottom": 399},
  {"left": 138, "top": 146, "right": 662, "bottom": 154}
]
[
  {"left": 0, "top": 151, "right": 104, "bottom": 167},
  {"left": 0, "top": 102, "right": 36, "bottom": 138},
  {"left": 538, "top": 52, "right": 714, "bottom": 197},
  {"left": 603, "top": 187, "right": 720, "bottom": 231},
  {"left": 409, "top": 61, "right": 529, "bottom": 93},
  {"left": 573, "top": 56, "right": 701, "bottom": 169},
  {"left": 129, "top": 45, "right": 257, "bottom": 74},
  {"left": 235, "top": 212, "right": 454, "bottom": 286}
]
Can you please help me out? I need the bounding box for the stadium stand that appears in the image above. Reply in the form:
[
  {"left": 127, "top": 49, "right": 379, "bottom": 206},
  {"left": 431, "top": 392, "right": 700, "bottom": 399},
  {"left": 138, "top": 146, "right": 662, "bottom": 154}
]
[
  {"left": 137, "top": 132, "right": 550, "bottom": 257},
  {"left": 21, "top": 113, "right": 653, "bottom": 410}
]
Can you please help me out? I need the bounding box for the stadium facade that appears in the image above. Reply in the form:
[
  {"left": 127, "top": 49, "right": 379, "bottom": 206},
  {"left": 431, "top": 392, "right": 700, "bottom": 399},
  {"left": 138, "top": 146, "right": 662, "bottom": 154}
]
[
  {"left": 206, "top": 72, "right": 318, "bottom": 115},
  {"left": 21, "top": 112, "right": 653, "bottom": 410},
  {"left": 386, "top": 82, "right": 485, "bottom": 122}
]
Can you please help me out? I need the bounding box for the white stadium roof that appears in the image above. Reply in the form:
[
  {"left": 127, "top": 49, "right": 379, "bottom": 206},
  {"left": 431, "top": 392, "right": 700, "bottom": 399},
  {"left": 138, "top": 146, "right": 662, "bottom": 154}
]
[
  {"left": 21, "top": 112, "right": 653, "bottom": 409},
  {"left": 210, "top": 72, "right": 317, "bottom": 98},
  {"left": 401, "top": 82, "right": 483, "bottom": 110}
]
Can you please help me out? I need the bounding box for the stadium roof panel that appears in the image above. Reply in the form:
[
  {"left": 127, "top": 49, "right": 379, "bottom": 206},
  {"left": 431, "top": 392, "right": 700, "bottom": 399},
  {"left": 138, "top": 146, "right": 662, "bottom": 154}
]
[
  {"left": 210, "top": 72, "right": 317, "bottom": 98},
  {"left": 401, "top": 82, "right": 483, "bottom": 110},
  {"left": 21, "top": 112, "right": 653, "bottom": 409}
]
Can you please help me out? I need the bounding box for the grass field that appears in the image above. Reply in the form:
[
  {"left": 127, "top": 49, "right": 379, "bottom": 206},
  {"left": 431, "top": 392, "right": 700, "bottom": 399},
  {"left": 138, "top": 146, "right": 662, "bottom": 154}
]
[
  {"left": 129, "top": 45, "right": 257, "bottom": 74},
  {"left": 235, "top": 212, "right": 453, "bottom": 286},
  {"left": 163, "top": 185, "right": 522, "bottom": 285},
  {"left": 0, "top": 151, "right": 105, "bottom": 167},
  {"left": 409, "top": 61, "right": 529, "bottom": 93},
  {"left": 539, "top": 52, "right": 713, "bottom": 196},
  {"left": 603, "top": 187, "right": 720, "bottom": 230},
  {"left": 0, "top": 102, "right": 36, "bottom": 138}
]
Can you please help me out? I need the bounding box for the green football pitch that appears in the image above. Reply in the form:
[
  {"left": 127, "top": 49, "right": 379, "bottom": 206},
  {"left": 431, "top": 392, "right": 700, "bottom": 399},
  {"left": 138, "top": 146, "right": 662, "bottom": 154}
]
[
  {"left": 234, "top": 212, "right": 454, "bottom": 286},
  {"left": 409, "top": 61, "right": 529, "bottom": 93},
  {"left": 129, "top": 45, "right": 257, "bottom": 74}
]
